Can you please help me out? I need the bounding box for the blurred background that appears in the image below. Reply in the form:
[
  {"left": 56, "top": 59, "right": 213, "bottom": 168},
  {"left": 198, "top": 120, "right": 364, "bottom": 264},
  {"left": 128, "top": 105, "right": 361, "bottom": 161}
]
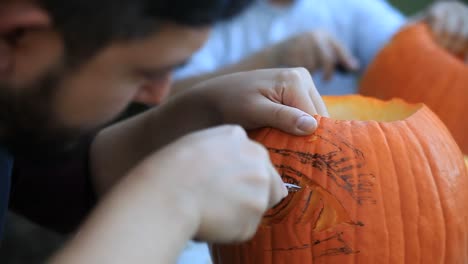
[
  {"left": 0, "top": 0, "right": 466, "bottom": 263},
  {"left": 391, "top": 0, "right": 468, "bottom": 14}
]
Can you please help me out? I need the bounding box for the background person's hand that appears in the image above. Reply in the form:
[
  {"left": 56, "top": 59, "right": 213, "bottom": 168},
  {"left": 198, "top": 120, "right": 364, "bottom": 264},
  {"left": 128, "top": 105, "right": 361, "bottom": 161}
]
[
  {"left": 189, "top": 68, "right": 329, "bottom": 136},
  {"left": 269, "top": 31, "right": 360, "bottom": 80},
  {"left": 424, "top": 1, "right": 468, "bottom": 61}
]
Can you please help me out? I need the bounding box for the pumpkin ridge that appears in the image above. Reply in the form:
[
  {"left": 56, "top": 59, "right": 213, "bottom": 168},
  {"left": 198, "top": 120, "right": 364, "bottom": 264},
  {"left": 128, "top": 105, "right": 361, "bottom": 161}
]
[
  {"left": 374, "top": 120, "right": 396, "bottom": 263},
  {"left": 349, "top": 121, "right": 364, "bottom": 264},
  {"left": 400, "top": 120, "right": 423, "bottom": 263},
  {"left": 406, "top": 115, "right": 448, "bottom": 262}
]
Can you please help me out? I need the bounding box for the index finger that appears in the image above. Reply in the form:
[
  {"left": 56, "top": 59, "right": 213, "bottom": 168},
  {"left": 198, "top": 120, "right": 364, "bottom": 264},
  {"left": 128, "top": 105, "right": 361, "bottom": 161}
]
[{"left": 295, "top": 68, "right": 329, "bottom": 117}]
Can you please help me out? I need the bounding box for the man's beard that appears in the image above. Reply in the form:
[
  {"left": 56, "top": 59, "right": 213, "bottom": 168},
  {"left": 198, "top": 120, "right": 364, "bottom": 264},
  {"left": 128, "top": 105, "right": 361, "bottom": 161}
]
[{"left": 0, "top": 67, "right": 90, "bottom": 161}]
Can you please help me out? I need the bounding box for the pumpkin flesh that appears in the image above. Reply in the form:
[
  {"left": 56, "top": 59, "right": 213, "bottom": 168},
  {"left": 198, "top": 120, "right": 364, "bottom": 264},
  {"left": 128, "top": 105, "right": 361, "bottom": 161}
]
[{"left": 212, "top": 95, "right": 468, "bottom": 264}]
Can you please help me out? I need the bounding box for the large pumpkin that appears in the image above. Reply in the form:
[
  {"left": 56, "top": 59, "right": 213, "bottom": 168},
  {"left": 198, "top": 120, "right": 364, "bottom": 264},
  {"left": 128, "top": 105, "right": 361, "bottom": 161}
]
[
  {"left": 211, "top": 95, "right": 468, "bottom": 264},
  {"left": 359, "top": 23, "right": 468, "bottom": 154}
]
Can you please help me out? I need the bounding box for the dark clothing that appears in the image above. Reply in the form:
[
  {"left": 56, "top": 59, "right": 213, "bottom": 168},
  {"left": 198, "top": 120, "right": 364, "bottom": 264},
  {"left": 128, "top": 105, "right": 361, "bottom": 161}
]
[
  {"left": 0, "top": 138, "right": 96, "bottom": 237},
  {"left": 0, "top": 147, "right": 13, "bottom": 237}
]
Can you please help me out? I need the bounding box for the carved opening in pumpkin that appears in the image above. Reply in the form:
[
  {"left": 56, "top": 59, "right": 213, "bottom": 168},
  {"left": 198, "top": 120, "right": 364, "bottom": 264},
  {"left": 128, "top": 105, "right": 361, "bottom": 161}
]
[
  {"left": 323, "top": 95, "right": 421, "bottom": 122},
  {"left": 263, "top": 173, "right": 353, "bottom": 232}
]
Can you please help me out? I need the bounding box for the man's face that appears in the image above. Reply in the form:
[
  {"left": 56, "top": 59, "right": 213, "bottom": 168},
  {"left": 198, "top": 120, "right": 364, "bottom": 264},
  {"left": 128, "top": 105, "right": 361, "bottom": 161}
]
[{"left": 0, "top": 22, "right": 209, "bottom": 155}]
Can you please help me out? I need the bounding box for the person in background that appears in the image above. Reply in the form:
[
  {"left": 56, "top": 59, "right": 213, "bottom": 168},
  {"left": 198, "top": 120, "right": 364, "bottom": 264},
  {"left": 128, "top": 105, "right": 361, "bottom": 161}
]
[
  {"left": 0, "top": 0, "right": 330, "bottom": 263},
  {"left": 166, "top": 0, "right": 468, "bottom": 99}
]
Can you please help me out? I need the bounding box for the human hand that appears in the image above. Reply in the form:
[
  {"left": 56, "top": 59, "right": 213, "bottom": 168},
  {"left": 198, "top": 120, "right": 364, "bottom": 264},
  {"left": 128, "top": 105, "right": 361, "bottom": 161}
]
[
  {"left": 269, "top": 31, "right": 360, "bottom": 80},
  {"left": 51, "top": 125, "right": 288, "bottom": 263},
  {"left": 424, "top": 1, "right": 468, "bottom": 61},
  {"left": 189, "top": 68, "right": 329, "bottom": 136},
  {"left": 135, "top": 125, "right": 288, "bottom": 242}
]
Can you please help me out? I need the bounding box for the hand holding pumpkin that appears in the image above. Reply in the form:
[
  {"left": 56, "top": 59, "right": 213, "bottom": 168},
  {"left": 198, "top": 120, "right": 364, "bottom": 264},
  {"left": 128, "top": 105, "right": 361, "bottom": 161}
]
[
  {"left": 191, "top": 68, "right": 329, "bottom": 136},
  {"left": 90, "top": 68, "right": 327, "bottom": 198},
  {"left": 268, "top": 30, "right": 360, "bottom": 80},
  {"left": 424, "top": 1, "right": 468, "bottom": 61}
]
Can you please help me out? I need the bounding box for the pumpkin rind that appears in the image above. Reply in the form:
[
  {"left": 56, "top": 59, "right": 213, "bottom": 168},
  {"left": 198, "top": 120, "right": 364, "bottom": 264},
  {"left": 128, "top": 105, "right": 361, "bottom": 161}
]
[
  {"left": 212, "top": 95, "right": 468, "bottom": 264},
  {"left": 359, "top": 23, "right": 468, "bottom": 154}
]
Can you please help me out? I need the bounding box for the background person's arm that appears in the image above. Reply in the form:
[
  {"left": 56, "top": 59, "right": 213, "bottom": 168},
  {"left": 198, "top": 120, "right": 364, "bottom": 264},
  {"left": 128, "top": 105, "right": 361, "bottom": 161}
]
[
  {"left": 171, "top": 47, "right": 273, "bottom": 95},
  {"left": 170, "top": 32, "right": 359, "bottom": 97}
]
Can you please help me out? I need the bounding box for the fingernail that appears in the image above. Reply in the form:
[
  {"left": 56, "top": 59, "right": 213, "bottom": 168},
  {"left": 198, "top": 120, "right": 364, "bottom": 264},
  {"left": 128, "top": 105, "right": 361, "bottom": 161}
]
[{"left": 296, "top": 115, "right": 317, "bottom": 132}]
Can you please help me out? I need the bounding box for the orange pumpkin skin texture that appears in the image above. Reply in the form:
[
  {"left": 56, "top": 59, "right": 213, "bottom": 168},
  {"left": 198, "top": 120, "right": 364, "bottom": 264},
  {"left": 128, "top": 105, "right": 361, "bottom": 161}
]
[
  {"left": 211, "top": 95, "right": 468, "bottom": 264},
  {"left": 359, "top": 23, "right": 468, "bottom": 154}
]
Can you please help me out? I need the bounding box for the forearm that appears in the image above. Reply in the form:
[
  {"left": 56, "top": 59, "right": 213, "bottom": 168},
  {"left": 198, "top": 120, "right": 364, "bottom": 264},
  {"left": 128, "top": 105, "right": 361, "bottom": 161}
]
[
  {"left": 171, "top": 47, "right": 274, "bottom": 95},
  {"left": 90, "top": 91, "right": 220, "bottom": 195},
  {"left": 49, "top": 168, "right": 197, "bottom": 264}
]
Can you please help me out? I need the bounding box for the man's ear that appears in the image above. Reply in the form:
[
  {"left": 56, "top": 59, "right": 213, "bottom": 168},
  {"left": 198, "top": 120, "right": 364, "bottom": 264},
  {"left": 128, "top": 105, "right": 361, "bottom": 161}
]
[{"left": 0, "top": 2, "right": 51, "bottom": 75}]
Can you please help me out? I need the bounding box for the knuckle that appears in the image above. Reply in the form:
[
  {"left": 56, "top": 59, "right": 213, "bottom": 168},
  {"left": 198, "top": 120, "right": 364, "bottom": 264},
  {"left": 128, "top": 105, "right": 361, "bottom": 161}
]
[
  {"left": 275, "top": 68, "right": 310, "bottom": 93},
  {"left": 278, "top": 68, "right": 301, "bottom": 82}
]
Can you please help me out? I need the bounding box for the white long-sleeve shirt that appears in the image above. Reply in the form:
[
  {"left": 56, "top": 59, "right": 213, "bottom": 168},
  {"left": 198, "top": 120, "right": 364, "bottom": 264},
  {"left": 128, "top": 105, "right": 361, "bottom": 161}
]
[{"left": 175, "top": 0, "right": 405, "bottom": 95}]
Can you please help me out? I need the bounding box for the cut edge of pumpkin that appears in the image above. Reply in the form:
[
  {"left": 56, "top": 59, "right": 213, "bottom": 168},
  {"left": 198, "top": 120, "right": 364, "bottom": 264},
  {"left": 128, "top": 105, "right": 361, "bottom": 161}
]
[{"left": 323, "top": 95, "right": 422, "bottom": 122}]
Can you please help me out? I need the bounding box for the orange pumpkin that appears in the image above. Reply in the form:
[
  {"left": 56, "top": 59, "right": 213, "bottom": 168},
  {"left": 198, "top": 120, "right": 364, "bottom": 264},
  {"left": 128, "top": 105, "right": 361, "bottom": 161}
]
[
  {"left": 359, "top": 23, "right": 468, "bottom": 154},
  {"left": 212, "top": 95, "right": 468, "bottom": 264}
]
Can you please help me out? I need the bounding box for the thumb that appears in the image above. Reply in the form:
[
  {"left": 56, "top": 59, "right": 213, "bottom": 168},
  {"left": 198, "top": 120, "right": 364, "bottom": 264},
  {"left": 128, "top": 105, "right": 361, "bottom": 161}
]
[
  {"left": 252, "top": 100, "right": 318, "bottom": 135},
  {"left": 268, "top": 163, "right": 288, "bottom": 208}
]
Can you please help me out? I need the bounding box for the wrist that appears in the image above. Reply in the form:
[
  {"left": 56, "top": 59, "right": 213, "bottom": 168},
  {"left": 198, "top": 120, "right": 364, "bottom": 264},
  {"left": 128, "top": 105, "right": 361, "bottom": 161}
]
[
  {"left": 187, "top": 80, "right": 227, "bottom": 125},
  {"left": 142, "top": 92, "right": 222, "bottom": 149},
  {"left": 131, "top": 160, "right": 201, "bottom": 238}
]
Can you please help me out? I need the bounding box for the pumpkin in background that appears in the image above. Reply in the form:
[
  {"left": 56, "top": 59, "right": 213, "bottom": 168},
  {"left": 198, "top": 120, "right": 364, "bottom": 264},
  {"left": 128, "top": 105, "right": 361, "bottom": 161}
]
[
  {"left": 359, "top": 23, "right": 468, "bottom": 154},
  {"left": 211, "top": 95, "right": 468, "bottom": 264}
]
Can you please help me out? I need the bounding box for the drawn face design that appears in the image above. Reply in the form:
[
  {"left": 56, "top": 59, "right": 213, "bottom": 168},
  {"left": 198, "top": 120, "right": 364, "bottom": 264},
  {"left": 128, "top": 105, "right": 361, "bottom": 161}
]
[{"left": 256, "top": 129, "right": 376, "bottom": 258}]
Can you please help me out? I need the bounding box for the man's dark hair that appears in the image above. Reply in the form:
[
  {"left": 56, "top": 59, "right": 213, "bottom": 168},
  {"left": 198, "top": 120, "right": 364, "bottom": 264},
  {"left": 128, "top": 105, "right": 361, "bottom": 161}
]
[{"left": 39, "top": 0, "right": 252, "bottom": 65}]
